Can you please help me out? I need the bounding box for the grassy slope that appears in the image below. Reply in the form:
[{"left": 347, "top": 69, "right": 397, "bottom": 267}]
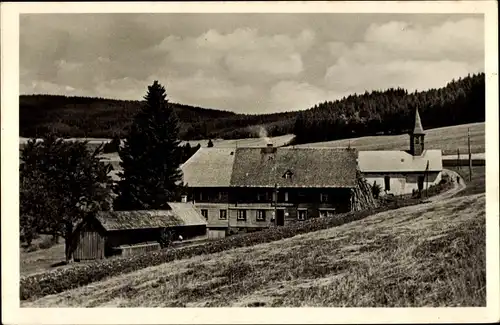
[
  {"left": 448, "top": 166, "right": 486, "bottom": 197},
  {"left": 20, "top": 236, "right": 66, "bottom": 276},
  {"left": 293, "top": 122, "right": 485, "bottom": 156},
  {"left": 23, "top": 193, "right": 485, "bottom": 307}
]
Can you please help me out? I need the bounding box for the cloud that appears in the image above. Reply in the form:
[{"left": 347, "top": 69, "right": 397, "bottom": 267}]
[
  {"left": 19, "top": 14, "right": 484, "bottom": 113},
  {"left": 325, "top": 17, "right": 484, "bottom": 93},
  {"left": 156, "top": 28, "right": 314, "bottom": 77},
  {"left": 269, "top": 80, "right": 348, "bottom": 112},
  {"left": 325, "top": 58, "right": 477, "bottom": 93}
]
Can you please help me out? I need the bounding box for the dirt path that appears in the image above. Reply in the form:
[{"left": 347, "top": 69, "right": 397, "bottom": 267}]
[{"left": 427, "top": 168, "right": 466, "bottom": 202}]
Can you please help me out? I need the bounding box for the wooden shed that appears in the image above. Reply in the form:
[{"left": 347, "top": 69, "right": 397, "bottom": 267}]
[{"left": 73, "top": 202, "right": 207, "bottom": 261}]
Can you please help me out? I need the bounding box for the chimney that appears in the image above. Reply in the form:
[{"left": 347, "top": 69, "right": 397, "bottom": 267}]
[
  {"left": 260, "top": 143, "right": 276, "bottom": 159},
  {"left": 181, "top": 195, "right": 187, "bottom": 203}
]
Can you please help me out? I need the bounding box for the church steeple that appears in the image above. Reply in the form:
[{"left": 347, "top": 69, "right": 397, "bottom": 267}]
[{"left": 410, "top": 108, "right": 425, "bottom": 156}]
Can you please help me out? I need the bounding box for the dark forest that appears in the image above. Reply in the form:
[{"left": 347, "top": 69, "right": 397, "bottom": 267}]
[{"left": 20, "top": 73, "right": 484, "bottom": 144}]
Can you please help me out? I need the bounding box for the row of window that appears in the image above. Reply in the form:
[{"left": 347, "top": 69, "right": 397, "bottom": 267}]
[
  {"left": 198, "top": 192, "right": 331, "bottom": 202},
  {"left": 199, "top": 209, "right": 334, "bottom": 222},
  {"left": 201, "top": 209, "right": 267, "bottom": 221}
]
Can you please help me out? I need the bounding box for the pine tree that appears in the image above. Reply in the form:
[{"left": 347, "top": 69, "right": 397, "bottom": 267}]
[{"left": 114, "top": 81, "right": 184, "bottom": 210}]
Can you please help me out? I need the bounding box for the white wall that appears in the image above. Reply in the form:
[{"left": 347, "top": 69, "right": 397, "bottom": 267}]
[{"left": 364, "top": 171, "right": 442, "bottom": 196}]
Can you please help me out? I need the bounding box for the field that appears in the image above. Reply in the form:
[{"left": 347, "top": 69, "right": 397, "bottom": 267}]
[
  {"left": 20, "top": 236, "right": 67, "bottom": 276},
  {"left": 294, "top": 122, "right": 485, "bottom": 156},
  {"left": 23, "top": 193, "right": 485, "bottom": 307},
  {"left": 20, "top": 123, "right": 484, "bottom": 157},
  {"left": 449, "top": 166, "right": 486, "bottom": 197}
]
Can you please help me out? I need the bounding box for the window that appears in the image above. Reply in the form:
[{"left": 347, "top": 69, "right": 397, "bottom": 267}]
[
  {"left": 256, "top": 210, "right": 266, "bottom": 221},
  {"left": 201, "top": 209, "right": 208, "bottom": 219},
  {"left": 320, "top": 193, "right": 329, "bottom": 203},
  {"left": 237, "top": 210, "right": 247, "bottom": 221},
  {"left": 257, "top": 192, "right": 266, "bottom": 202},
  {"left": 198, "top": 192, "right": 203, "bottom": 201},
  {"left": 384, "top": 176, "right": 391, "bottom": 191},
  {"left": 219, "top": 210, "right": 227, "bottom": 220},
  {"left": 297, "top": 209, "right": 307, "bottom": 221},
  {"left": 283, "top": 170, "right": 293, "bottom": 179},
  {"left": 284, "top": 192, "right": 289, "bottom": 202},
  {"left": 415, "top": 137, "right": 420, "bottom": 144}
]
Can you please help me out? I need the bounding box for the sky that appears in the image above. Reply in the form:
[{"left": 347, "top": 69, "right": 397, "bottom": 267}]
[{"left": 20, "top": 13, "right": 484, "bottom": 114}]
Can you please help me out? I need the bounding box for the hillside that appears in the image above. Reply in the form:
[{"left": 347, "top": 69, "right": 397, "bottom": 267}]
[
  {"left": 294, "top": 122, "right": 485, "bottom": 156},
  {"left": 23, "top": 193, "right": 485, "bottom": 307},
  {"left": 19, "top": 94, "right": 295, "bottom": 141},
  {"left": 20, "top": 73, "right": 484, "bottom": 142}
]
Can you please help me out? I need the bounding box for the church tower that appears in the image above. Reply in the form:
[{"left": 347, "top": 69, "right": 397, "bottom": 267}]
[{"left": 410, "top": 108, "right": 425, "bottom": 156}]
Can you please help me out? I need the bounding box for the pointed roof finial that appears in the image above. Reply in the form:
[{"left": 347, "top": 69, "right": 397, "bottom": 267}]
[{"left": 413, "top": 108, "right": 425, "bottom": 135}]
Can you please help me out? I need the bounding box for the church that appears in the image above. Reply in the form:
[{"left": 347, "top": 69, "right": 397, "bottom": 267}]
[{"left": 358, "top": 109, "right": 443, "bottom": 196}]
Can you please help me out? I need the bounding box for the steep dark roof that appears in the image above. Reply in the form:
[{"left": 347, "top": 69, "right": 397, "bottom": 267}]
[
  {"left": 230, "top": 147, "right": 358, "bottom": 188},
  {"left": 413, "top": 108, "right": 425, "bottom": 135},
  {"left": 95, "top": 203, "right": 206, "bottom": 231}
]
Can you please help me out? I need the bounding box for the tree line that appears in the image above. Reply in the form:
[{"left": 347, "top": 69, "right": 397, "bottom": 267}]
[
  {"left": 20, "top": 73, "right": 485, "bottom": 143},
  {"left": 293, "top": 73, "right": 485, "bottom": 144}
]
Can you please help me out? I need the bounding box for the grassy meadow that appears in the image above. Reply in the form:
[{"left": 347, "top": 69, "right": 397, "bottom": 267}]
[
  {"left": 23, "top": 193, "right": 485, "bottom": 307},
  {"left": 293, "top": 122, "right": 485, "bottom": 156},
  {"left": 449, "top": 166, "right": 486, "bottom": 197}
]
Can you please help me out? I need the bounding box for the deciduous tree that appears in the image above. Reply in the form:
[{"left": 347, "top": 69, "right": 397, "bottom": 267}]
[{"left": 20, "top": 135, "right": 113, "bottom": 262}]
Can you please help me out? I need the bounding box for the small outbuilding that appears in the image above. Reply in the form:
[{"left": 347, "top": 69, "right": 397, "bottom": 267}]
[{"left": 73, "top": 202, "right": 207, "bottom": 261}]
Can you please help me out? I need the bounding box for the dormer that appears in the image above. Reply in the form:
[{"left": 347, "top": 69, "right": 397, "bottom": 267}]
[{"left": 283, "top": 170, "right": 293, "bottom": 179}]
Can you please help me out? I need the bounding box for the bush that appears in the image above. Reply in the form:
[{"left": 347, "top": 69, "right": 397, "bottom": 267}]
[
  {"left": 371, "top": 182, "right": 382, "bottom": 199},
  {"left": 102, "top": 137, "right": 121, "bottom": 153},
  {"left": 38, "top": 237, "right": 56, "bottom": 250},
  {"left": 20, "top": 195, "right": 425, "bottom": 301}
]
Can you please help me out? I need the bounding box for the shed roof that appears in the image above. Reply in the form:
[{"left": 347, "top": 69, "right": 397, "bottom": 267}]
[
  {"left": 358, "top": 150, "right": 442, "bottom": 173},
  {"left": 181, "top": 148, "right": 236, "bottom": 187},
  {"left": 95, "top": 202, "right": 207, "bottom": 231}
]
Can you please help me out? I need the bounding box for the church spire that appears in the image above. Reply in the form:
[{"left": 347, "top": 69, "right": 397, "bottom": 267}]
[
  {"left": 410, "top": 108, "right": 425, "bottom": 156},
  {"left": 413, "top": 108, "right": 425, "bottom": 135}
]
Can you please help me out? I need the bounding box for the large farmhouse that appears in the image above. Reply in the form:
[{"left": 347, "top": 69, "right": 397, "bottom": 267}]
[
  {"left": 358, "top": 109, "right": 443, "bottom": 196},
  {"left": 181, "top": 146, "right": 359, "bottom": 238}
]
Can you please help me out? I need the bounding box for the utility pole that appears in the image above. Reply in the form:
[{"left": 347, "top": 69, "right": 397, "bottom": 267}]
[
  {"left": 274, "top": 183, "right": 278, "bottom": 227},
  {"left": 425, "top": 160, "right": 429, "bottom": 198},
  {"left": 468, "top": 128, "right": 472, "bottom": 181},
  {"left": 457, "top": 148, "right": 461, "bottom": 170}
]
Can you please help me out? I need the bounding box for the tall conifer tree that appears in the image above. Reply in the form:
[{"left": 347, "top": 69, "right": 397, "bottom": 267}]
[{"left": 114, "top": 81, "right": 183, "bottom": 210}]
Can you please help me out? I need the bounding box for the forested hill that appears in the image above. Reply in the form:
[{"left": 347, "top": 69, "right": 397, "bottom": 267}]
[
  {"left": 19, "top": 95, "right": 296, "bottom": 140},
  {"left": 292, "top": 73, "right": 485, "bottom": 144},
  {"left": 20, "top": 73, "right": 484, "bottom": 142}
]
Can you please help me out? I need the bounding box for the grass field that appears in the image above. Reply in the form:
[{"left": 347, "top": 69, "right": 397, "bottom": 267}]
[
  {"left": 23, "top": 193, "right": 485, "bottom": 307},
  {"left": 448, "top": 166, "right": 486, "bottom": 197},
  {"left": 20, "top": 235, "right": 66, "bottom": 276},
  {"left": 293, "top": 122, "right": 485, "bottom": 156}
]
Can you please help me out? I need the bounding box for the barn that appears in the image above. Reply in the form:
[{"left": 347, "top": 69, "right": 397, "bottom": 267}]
[{"left": 73, "top": 202, "right": 207, "bottom": 261}]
